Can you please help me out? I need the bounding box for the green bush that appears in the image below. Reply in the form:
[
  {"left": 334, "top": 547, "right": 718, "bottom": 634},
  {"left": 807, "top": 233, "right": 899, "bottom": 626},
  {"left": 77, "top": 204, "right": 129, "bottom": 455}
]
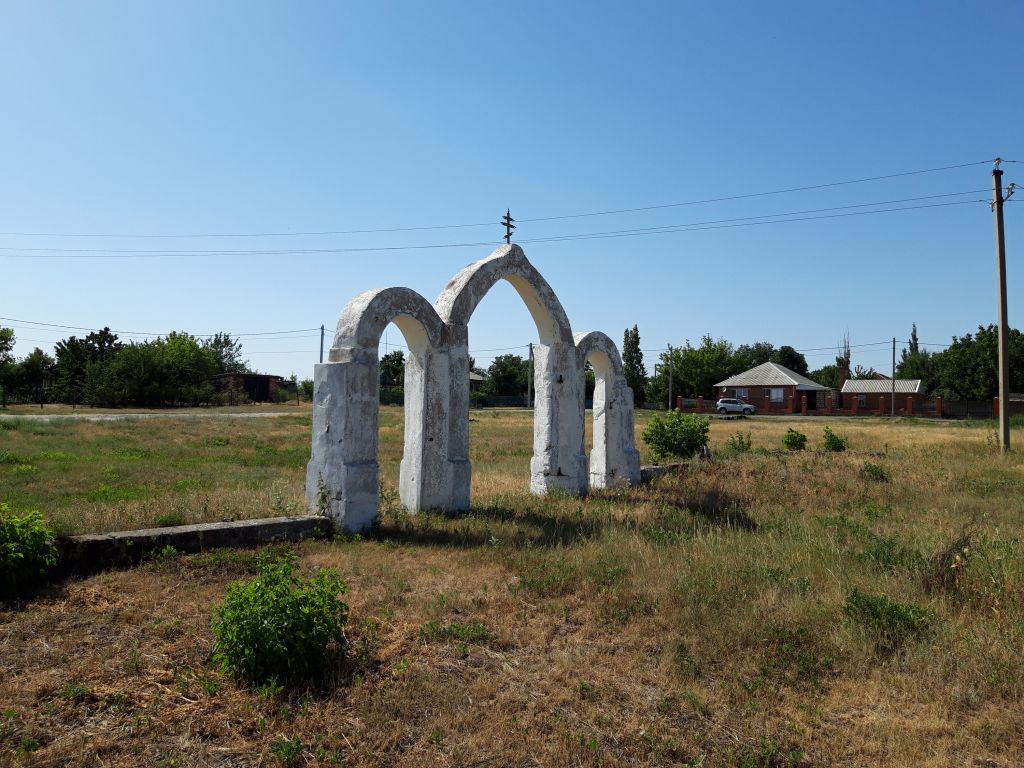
[
  {"left": 782, "top": 428, "right": 807, "bottom": 451},
  {"left": 212, "top": 554, "right": 349, "bottom": 684},
  {"left": 724, "top": 431, "right": 752, "bottom": 454},
  {"left": 822, "top": 426, "right": 848, "bottom": 452},
  {"left": 862, "top": 461, "right": 891, "bottom": 482},
  {"left": 1, "top": 502, "right": 58, "bottom": 598},
  {"left": 843, "top": 589, "right": 936, "bottom": 653},
  {"left": 641, "top": 411, "right": 710, "bottom": 461}
]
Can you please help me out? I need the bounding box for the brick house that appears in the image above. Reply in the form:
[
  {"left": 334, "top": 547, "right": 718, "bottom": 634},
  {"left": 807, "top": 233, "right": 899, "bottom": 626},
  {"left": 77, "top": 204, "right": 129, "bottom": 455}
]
[
  {"left": 840, "top": 379, "right": 923, "bottom": 414},
  {"left": 715, "top": 362, "right": 831, "bottom": 413}
]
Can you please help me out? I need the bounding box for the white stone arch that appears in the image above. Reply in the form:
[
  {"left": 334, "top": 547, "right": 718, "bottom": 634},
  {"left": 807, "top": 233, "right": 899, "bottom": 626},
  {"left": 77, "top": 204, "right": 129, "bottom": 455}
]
[
  {"left": 435, "top": 244, "right": 587, "bottom": 502},
  {"left": 574, "top": 331, "right": 641, "bottom": 489},
  {"left": 305, "top": 287, "right": 453, "bottom": 532}
]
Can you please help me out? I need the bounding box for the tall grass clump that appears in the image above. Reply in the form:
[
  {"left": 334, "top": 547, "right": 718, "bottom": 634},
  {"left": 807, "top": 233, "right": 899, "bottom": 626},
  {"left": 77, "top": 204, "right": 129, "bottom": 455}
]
[
  {"left": 212, "top": 552, "right": 350, "bottom": 684},
  {"left": 843, "top": 589, "right": 936, "bottom": 653},
  {"left": 1, "top": 502, "right": 58, "bottom": 598},
  {"left": 642, "top": 411, "right": 709, "bottom": 461}
]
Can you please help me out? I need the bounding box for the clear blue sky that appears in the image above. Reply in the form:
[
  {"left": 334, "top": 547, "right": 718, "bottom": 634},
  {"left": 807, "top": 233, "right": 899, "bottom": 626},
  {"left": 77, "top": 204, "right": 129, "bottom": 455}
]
[{"left": 2, "top": 2, "right": 1021, "bottom": 378}]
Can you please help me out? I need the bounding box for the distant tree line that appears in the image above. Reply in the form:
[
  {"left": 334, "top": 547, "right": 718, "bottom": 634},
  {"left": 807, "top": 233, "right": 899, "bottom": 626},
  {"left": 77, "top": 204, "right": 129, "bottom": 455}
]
[
  {"left": 639, "top": 322, "right": 1024, "bottom": 406},
  {"left": 0, "top": 326, "right": 253, "bottom": 407}
]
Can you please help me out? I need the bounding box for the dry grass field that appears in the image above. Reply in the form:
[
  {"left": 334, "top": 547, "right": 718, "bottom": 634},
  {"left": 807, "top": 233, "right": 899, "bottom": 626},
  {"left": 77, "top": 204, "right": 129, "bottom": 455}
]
[{"left": 2, "top": 409, "right": 1024, "bottom": 766}]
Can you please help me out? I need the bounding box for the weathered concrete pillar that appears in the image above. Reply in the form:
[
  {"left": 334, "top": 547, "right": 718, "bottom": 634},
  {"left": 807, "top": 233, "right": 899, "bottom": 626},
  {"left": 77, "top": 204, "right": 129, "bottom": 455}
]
[
  {"left": 399, "top": 344, "right": 453, "bottom": 511},
  {"left": 443, "top": 323, "right": 472, "bottom": 512},
  {"left": 532, "top": 341, "right": 587, "bottom": 495},
  {"left": 305, "top": 351, "right": 379, "bottom": 533}
]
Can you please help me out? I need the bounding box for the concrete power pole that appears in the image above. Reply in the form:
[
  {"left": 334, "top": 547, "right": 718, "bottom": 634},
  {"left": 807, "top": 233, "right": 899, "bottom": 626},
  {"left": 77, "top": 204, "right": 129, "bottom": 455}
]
[
  {"left": 319, "top": 324, "right": 325, "bottom": 364},
  {"left": 667, "top": 344, "right": 673, "bottom": 411},
  {"left": 891, "top": 337, "right": 896, "bottom": 417},
  {"left": 993, "top": 163, "right": 1010, "bottom": 452}
]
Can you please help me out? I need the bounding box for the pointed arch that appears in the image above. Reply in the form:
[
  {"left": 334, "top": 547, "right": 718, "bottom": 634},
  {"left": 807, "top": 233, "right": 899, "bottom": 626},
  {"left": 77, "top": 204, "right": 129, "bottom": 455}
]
[{"left": 573, "top": 331, "right": 641, "bottom": 490}]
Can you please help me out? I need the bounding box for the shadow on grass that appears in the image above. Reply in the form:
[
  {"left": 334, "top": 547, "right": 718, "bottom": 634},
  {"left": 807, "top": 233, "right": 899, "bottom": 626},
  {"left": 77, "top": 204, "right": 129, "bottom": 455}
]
[{"left": 369, "top": 482, "right": 758, "bottom": 550}]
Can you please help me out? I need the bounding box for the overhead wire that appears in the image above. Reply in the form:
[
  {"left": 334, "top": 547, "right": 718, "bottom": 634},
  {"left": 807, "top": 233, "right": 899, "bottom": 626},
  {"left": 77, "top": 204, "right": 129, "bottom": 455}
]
[
  {"left": 0, "top": 159, "right": 997, "bottom": 239},
  {"left": 0, "top": 194, "right": 991, "bottom": 258}
]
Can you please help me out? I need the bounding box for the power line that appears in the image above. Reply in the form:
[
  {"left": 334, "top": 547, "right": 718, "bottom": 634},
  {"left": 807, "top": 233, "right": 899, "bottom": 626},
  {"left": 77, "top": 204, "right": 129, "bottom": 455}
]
[
  {"left": 0, "top": 195, "right": 989, "bottom": 259},
  {"left": 0, "top": 159, "right": 996, "bottom": 239},
  {"left": 0, "top": 316, "right": 321, "bottom": 339}
]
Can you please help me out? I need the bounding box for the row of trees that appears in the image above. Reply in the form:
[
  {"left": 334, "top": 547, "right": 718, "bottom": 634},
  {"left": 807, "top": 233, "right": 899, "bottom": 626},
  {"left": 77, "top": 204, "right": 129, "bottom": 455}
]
[
  {"left": 636, "top": 323, "right": 1024, "bottom": 405},
  {"left": 0, "top": 326, "right": 252, "bottom": 407},
  {"left": 356, "top": 322, "right": 1023, "bottom": 407}
]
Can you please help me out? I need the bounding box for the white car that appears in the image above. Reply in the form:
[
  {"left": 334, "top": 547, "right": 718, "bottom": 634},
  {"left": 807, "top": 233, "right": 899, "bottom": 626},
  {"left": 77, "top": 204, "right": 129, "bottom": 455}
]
[{"left": 716, "top": 398, "right": 756, "bottom": 415}]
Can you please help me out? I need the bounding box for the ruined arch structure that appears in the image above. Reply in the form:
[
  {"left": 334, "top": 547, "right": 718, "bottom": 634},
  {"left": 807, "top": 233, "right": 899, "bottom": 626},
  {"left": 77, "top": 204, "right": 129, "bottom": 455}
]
[{"left": 306, "top": 244, "right": 641, "bottom": 532}]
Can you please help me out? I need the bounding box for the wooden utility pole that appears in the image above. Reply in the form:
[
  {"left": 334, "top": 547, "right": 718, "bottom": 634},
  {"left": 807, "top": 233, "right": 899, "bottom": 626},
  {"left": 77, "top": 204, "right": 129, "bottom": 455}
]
[{"left": 993, "top": 163, "right": 1010, "bottom": 452}]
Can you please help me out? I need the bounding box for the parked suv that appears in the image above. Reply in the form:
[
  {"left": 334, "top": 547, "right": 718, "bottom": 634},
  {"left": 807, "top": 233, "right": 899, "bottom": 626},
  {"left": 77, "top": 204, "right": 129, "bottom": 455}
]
[{"left": 716, "top": 397, "right": 756, "bottom": 415}]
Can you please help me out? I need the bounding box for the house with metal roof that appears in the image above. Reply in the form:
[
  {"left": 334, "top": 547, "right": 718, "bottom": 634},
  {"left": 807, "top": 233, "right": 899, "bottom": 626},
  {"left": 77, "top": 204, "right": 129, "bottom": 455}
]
[
  {"left": 841, "top": 378, "right": 924, "bottom": 413},
  {"left": 715, "top": 362, "right": 831, "bottom": 413}
]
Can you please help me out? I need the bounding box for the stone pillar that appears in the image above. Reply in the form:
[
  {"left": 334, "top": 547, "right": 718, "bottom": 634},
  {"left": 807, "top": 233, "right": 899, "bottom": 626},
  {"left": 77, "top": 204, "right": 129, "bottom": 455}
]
[
  {"left": 801, "top": 395, "right": 807, "bottom": 415},
  {"left": 305, "top": 351, "right": 379, "bottom": 533},
  {"left": 879, "top": 395, "right": 887, "bottom": 415},
  {"left": 444, "top": 324, "right": 472, "bottom": 512},
  {"left": 676, "top": 395, "right": 683, "bottom": 411},
  {"left": 935, "top": 396, "right": 943, "bottom": 418},
  {"left": 399, "top": 344, "right": 452, "bottom": 512},
  {"left": 589, "top": 375, "right": 641, "bottom": 489},
  {"left": 790, "top": 394, "right": 798, "bottom": 414},
  {"left": 850, "top": 396, "right": 859, "bottom": 416},
  {"left": 826, "top": 395, "right": 833, "bottom": 415},
  {"left": 532, "top": 341, "right": 587, "bottom": 496},
  {"left": 697, "top": 395, "right": 704, "bottom": 412},
  {"left": 906, "top": 396, "right": 914, "bottom": 415}
]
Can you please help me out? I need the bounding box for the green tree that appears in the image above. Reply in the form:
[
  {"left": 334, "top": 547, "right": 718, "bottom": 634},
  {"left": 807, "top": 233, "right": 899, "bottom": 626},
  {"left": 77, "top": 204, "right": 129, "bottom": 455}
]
[
  {"left": 649, "top": 336, "right": 735, "bottom": 406},
  {"left": 622, "top": 325, "right": 647, "bottom": 405},
  {"left": 484, "top": 354, "right": 529, "bottom": 397},
  {"left": 809, "top": 364, "right": 841, "bottom": 389},
  {"left": 379, "top": 350, "right": 405, "bottom": 387},
  {"left": 0, "top": 326, "right": 14, "bottom": 407},
  {"left": 732, "top": 341, "right": 775, "bottom": 373},
  {"left": 896, "top": 323, "right": 938, "bottom": 395},
  {"left": 852, "top": 364, "right": 878, "bottom": 379},
  {"left": 934, "top": 324, "right": 1024, "bottom": 400},
  {"left": 17, "top": 348, "right": 55, "bottom": 404},
  {"left": 204, "top": 332, "right": 249, "bottom": 374},
  {"left": 770, "top": 345, "right": 808, "bottom": 375}
]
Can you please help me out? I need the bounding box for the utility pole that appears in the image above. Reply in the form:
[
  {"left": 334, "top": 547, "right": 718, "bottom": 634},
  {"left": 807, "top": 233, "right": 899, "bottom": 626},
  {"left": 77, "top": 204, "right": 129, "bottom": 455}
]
[
  {"left": 667, "top": 344, "right": 673, "bottom": 411},
  {"left": 319, "top": 324, "right": 325, "bottom": 364},
  {"left": 993, "top": 161, "right": 1011, "bottom": 452},
  {"left": 891, "top": 337, "right": 896, "bottom": 417},
  {"left": 527, "top": 342, "right": 533, "bottom": 408}
]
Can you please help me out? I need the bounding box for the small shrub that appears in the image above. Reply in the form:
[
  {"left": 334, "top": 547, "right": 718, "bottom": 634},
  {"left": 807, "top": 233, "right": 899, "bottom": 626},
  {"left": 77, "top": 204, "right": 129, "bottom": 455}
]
[
  {"left": 724, "top": 431, "right": 752, "bottom": 454},
  {"left": 822, "top": 426, "right": 848, "bottom": 452},
  {"left": 212, "top": 556, "right": 349, "bottom": 684},
  {"left": 843, "top": 589, "right": 937, "bottom": 653},
  {"left": 861, "top": 461, "right": 891, "bottom": 482},
  {"left": 271, "top": 736, "right": 304, "bottom": 767},
  {"left": 781, "top": 428, "right": 807, "bottom": 451},
  {"left": 642, "top": 411, "right": 710, "bottom": 461},
  {"left": 0, "top": 503, "right": 58, "bottom": 598}
]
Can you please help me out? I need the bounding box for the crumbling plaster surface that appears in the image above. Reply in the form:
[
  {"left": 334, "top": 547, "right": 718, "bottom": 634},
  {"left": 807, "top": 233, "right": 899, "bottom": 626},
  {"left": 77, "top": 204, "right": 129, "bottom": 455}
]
[{"left": 307, "top": 245, "right": 640, "bottom": 532}]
